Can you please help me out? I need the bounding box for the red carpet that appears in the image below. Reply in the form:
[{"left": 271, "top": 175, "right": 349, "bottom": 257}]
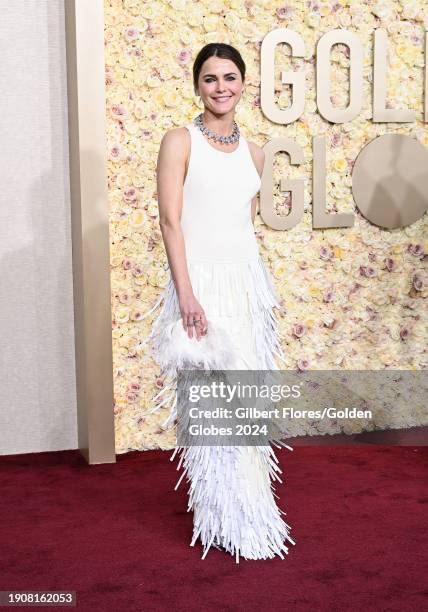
[{"left": 1, "top": 446, "right": 427, "bottom": 611}]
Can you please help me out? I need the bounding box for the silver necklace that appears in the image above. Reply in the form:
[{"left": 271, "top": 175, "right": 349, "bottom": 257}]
[{"left": 193, "top": 113, "right": 240, "bottom": 145}]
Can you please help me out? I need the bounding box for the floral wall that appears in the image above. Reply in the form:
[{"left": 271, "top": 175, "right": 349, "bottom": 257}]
[{"left": 104, "top": 0, "right": 428, "bottom": 453}]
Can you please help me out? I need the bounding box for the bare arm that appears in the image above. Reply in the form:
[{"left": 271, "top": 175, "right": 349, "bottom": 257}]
[
  {"left": 156, "top": 128, "right": 207, "bottom": 339},
  {"left": 247, "top": 142, "right": 265, "bottom": 225}
]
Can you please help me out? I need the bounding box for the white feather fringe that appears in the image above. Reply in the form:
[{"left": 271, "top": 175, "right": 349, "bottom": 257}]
[{"left": 141, "top": 256, "right": 295, "bottom": 562}]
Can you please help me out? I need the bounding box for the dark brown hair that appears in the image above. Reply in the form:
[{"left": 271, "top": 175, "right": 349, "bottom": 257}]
[{"left": 192, "top": 43, "right": 246, "bottom": 94}]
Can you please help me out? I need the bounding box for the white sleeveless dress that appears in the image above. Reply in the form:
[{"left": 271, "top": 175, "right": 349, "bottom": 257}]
[{"left": 142, "top": 120, "right": 296, "bottom": 562}]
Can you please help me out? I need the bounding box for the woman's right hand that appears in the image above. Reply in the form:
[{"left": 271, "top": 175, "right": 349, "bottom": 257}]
[{"left": 178, "top": 291, "right": 208, "bottom": 341}]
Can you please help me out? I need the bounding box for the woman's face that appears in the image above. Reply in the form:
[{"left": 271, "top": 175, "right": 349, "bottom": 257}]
[{"left": 196, "top": 56, "right": 244, "bottom": 115}]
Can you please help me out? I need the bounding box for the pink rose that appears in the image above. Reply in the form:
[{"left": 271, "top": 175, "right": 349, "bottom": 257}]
[
  {"left": 385, "top": 258, "right": 397, "bottom": 272},
  {"left": 292, "top": 323, "right": 306, "bottom": 338},
  {"left": 177, "top": 49, "right": 192, "bottom": 65},
  {"left": 297, "top": 358, "right": 309, "bottom": 371}
]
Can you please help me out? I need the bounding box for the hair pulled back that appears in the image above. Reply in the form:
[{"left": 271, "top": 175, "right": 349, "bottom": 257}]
[{"left": 192, "top": 43, "right": 246, "bottom": 94}]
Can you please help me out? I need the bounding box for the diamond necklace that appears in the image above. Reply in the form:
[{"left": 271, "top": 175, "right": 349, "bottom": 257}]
[{"left": 193, "top": 113, "right": 240, "bottom": 145}]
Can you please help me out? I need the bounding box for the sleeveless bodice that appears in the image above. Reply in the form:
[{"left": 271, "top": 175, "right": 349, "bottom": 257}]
[{"left": 180, "top": 122, "right": 262, "bottom": 263}]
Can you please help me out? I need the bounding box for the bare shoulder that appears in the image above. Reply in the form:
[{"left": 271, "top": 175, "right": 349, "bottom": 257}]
[
  {"left": 158, "top": 127, "right": 190, "bottom": 163},
  {"left": 247, "top": 140, "right": 265, "bottom": 175},
  {"left": 160, "top": 126, "right": 190, "bottom": 148}
]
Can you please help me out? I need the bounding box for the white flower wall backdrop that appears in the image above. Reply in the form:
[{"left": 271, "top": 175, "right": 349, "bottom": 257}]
[{"left": 104, "top": 0, "right": 428, "bottom": 453}]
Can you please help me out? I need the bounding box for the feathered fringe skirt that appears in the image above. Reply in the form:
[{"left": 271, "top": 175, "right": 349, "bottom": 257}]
[{"left": 141, "top": 257, "right": 296, "bottom": 562}]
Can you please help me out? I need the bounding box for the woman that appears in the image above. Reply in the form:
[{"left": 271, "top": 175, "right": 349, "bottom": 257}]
[{"left": 142, "top": 43, "right": 295, "bottom": 562}]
